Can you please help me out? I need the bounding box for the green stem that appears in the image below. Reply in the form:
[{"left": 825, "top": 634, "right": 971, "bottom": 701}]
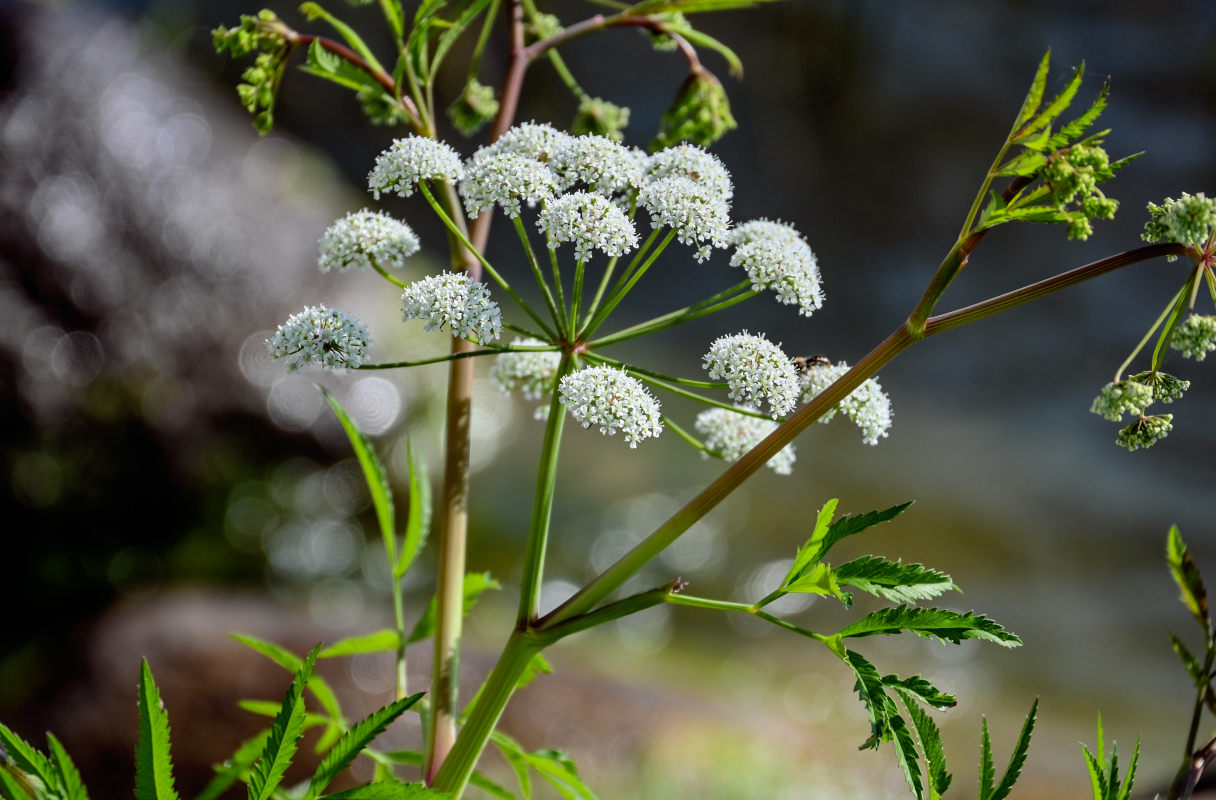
[
  {"left": 546, "top": 49, "right": 587, "bottom": 99},
  {"left": 392, "top": 575, "right": 408, "bottom": 700},
  {"left": 581, "top": 254, "right": 620, "bottom": 330},
  {"left": 359, "top": 346, "right": 552, "bottom": 370},
  {"left": 662, "top": 415, "right": 706, "bottom": 452},
  {"left": 589, "top": 283, "right": 755, "bottom": 348},
  {"left": 420, "top": 181, "right": 557, "bottom": 340},
  {"left": 1114, "top": 284, "right": 1186, "bottom": 381},
  {"left": 584, "top": 354, "right": 770, "bottom": 420},
  {"left": 569, "top": 259, "right": 586, "bottom": 335},
  {"left": 547, "top": 238, "right": 569, "bottom": 338},
  {"left": 581, "top": 229, "right": 676, "bottom": 337},
  {"left": 517, "top": 354, "right": 573, "bottom": 624},
  {"left": 514, "top": 216, "right": 564, "bottom": 333},
  {"left": 370, "top": 257, "right": 409, "bottom": 288}
]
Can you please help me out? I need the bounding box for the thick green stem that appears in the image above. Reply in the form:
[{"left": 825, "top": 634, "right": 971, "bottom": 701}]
[
  {"left": 392, "top": 575, "right": 408, "bottom": 700},
  {"left": 588, "top": 282, "right": 755, "bottom": 348},
  {"left": 517, "top": 355, "right": 573, "bottom": 624}
]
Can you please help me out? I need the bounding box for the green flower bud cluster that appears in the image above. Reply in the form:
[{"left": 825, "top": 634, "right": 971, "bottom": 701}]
[
  {"left": 1116, "top": 414, "right": 1173, "bottom": 452},
  {"left": 528, "top": 13, "right": 563, "bottom": 40},
  {"left": 1091, "top": 370, "right": 1189, "bottom": 451},
  {"left": 448, "top": 80, "right": 500, "bottom": 136},
  {"left": 358, "top": 86, "right": 411, "bottom": 127},
  {"left": 645, "top": 13, "right": 690, "bottom": 52},
  {"left": 1142, "top": 193, "right": 1216, "bottom": 257},
  {"left": 651, "top": 67, "right": 737, "bottom": 151},
  {"left": 1043, "top": 144, "right": 1119, "bottom": 240},
  {"left": 571, "top": 97, "right": 630, "bottom": 142},
  {"left": 1171, "top": 314, "right": 1216, "bottom": 361},
  {"left": 212, "top": 10, "right": 293, "bottom": 134}
]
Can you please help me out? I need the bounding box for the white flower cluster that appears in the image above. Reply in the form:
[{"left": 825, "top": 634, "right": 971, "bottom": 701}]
[
  {"left": 645, "top": 143, "right": 734, "bottom": 200},
  {"left": 317, "top": 209, "right": 420, "bottom": 272},
  {"left": 477, "top": 121, "right": 571, "bottom": 163},
  {"left": 799, "top": 360, "right": 893, "bottom": 445},
  {"left": 730, "top": 219, "right": 823, "bottom": 317},
  {"left": 1171, "top": 313, "right": 1216, "bottom": 361},
  {"left": 460, "top": 153, "right": 558, "bottom": 219},
  {"left": 549, "top": 134, "right": 644, "bottom": 195},
  {"left": 368, "top": 135, "right": 465, "bottom": 199},
  {"left": 537, "top": 192, "right": 639, "bottom": 262},
  {"left": 702, "top": 332, "right": 799, "bottom": 417},
  {"left": 638, "top": 176, "right": 731, "bottom": 262},
  {"left": 401, "top": 271, "right": 502, "bottom": 342},
  {"left": 559, "top": 366, "right": 663, "bottom": 448},
  {"left": 695, "top": 408, "right": 795, "bottom": 475},
  {"left": 267, "top": 306, "right": 370, "bottom": 372},
  {"left": 490, "top": 337, "right": 562, "bottom": 400}
]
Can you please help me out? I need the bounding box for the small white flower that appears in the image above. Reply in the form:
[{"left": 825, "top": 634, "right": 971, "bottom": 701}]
[
  {"left": 491, "top": 337, "right": 562, "bottom": 400},
  {"left": 318, "top": 209, "right": 420, "bottom": 272},
  {"left": 550, "top": 134, "right": 644, "bottom": 195},
  {"left": 537, "top": 192, "right": 640, "bottom": 262},
  {"left": 638, "top": 176, "right": 731, "bottom": 262},
  {"left": 559, "top": 366, "right": 663, "bottom": 448},
  {"left": 731, "top": 237, "right": 824, "bottom": 317},
  {"left": 645, "top": 143, "right": 733, "bottom": 200},
  {"left": 368, "top": 136, "right": 465, "bottom": 199},
  {"left": 695, "top": 407, "right": 795, "bottom": 475},
  {"left": 401, "top": 271, "right": 502, "bottom": 342},
  {"left": 474, "top": 121, "right": 573, "bottom": 164},
  {"left": 798, "top": 360, "right": 893, "bottom": 445},
  {"left": 1170, "top": 313, "right": 1216, "bottom": 361},
  {"left": 731, "top": 218, "right": 809, "bottom": 250},
  {"left": 459, "top": 153, "right": 558, "bottom": 219},
  {"left": 267, "top": 306, "right": 370, "bottom": 372},
  {"left": 703, "top": 332, "right": 798, "bottom": 417}
]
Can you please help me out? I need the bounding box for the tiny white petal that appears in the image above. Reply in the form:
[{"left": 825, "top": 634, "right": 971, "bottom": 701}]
[
  {"left": 702, "top": 332, "right": 798, "bottom": 417},
  {"left": 267, "top": 306, "right": 371, "bottom": 372},
  {"left": 318, "top": 209, "right": 420, "bottom": 272},
  {"left": 550, "top": 134, "right": 645, "bottom": 195},
  {"left": 645, "top": 143, "right": 733, "bottom": 200},
  {"left": 474, "top": 122, "right": 573, "bottom": 164},
  {"left": 537, "top": 192, "right": 640, "bottom": 262},
  {"left": 401, "top": 271, "right": 503, "bottom": 343},
  {"left": 459, "top": 153, "right": 558, "bottom": 219},
  {"left": 558, "top": 366, "right": 663, "bottom": 448},
  {"left": 638, "top": 176, "right": 731, "bottom": 262},
  {"left": 368, "top": 136, "right": 465, "bottom": 199},
  {"left": 799, "top": 360, "right": 893, "bottom": 445}
]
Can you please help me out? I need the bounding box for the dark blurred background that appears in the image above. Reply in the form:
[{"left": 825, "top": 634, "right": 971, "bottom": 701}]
[{"left": 2, "top": 1, "right": 1216, "bottom": 797}]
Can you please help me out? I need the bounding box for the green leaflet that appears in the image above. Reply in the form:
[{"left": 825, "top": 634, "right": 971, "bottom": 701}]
[
  {"left": 378, "top": 751, "right": 515, "bottom": 799},
  {"left": 407, "top": 572, "right": 501, "bottom": 644},
  {"left": 398, "top": 440, "right": 431, "bottom": 579},
  {"left": 229, "top": 633, "right": 348, "bottom": 743},
  {"left": 247, "top": 645, "right": 321, "bottom": 800},
  {"left": 299, "top": 3, "right": 387, "bottom": 76},
  {"left": 429, "top": 0, "right": 494, "bottom": 79},
  {"left": 523, "top": 749, "right": 596, "bottom": 800},
  {"left": 320, "top": 781, "right": 452, "bottom": 799},
  {"left": 988, "top": 698, "right": 1038, "bottom": 800},
  {"left": 319, "top": 629, "right": 403, "bottom": 659},
  {"left": 782, "top": 499, "right": 838, "bottom": 585},
  {"left": 320, "top": 386, "right": 398, "bottom": 569},
  {"left": 45, "top": 734, "right": 88, "bottom": 800},
  {"left": 135, "top": 659, "right": 179, "bottom": 800},
  {"left": 833, "top": 556, "right": 957, "bottom": 604},
  {"left": 1079, "top": 716, "right": 1140, "bottom": 800},
  {"left": 882, "top": 675, "right": 956, "bottom": 710},
  {"left": 978, "top": 716, "right": 995, "bottom": 800},
  {"left": 845, "top": 650, "right": 889, "bottom": 749},
  {"left": 304, "top": 693, "right": 424, "bottom": 800},
  {"left": 897, "top": 694, "right": 952, "bottom": 798},
  {"left": 1169, "top": 632, "right": 1204, "bottom": 686},
  {"left": 806, "top": 502, "right": 913, "bottom": 570},
  {"left": 195, "top": 730, "right": 270, "bottom": 800},
  {"left": 0, "top": 724, "right": 56, "bottom": 792},
  {"left": 1168, "top": 525, "right": 1210, "bottom": 636},
  {"left": 490, "top": 731, "right": 532, "bottom": 799},
  {"left": 0, "top": 766, "right": 35, "bottom": 800},
  {"left": 837, "top": 606, "right": 1021, "bottom": 648}
]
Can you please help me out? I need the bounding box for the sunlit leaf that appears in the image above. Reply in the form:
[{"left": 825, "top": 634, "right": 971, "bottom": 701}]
[
  {"left": 135, "top": 659, "right": 179, "bottom": 800},
  {"left": 834, "top": 556, "right": 956, "bottom": 604},
  {"left": 248, "top": 645, "right": 321, "bottom": 800},
  {"left": 838, "top": 606, "right": 1021, "bottom": 647},
  {"left": 989, "top": 698, "right": 1038, "bottom": 800},
  {"left": 319, "top": 630, "right": 403, "bottom": 659},
  {"left": 304, "top": 693, "right": 424, "bottom": 800},
  {"left": 1167, "top": 526, "right": 1210, "bottom": 636}
]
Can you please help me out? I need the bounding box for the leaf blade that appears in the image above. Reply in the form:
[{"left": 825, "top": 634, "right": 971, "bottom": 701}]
[
  {"left": 135, "top": 659, "right": 180, "bottom": 800},
  {"left": 247, "top": 645, "right": 321, "bottom": 800},
  {"left": 304, "top": 693, "right": 424, "bottom": 800}
]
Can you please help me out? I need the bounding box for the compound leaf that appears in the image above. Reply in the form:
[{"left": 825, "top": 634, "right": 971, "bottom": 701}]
[
  {"left": 834, "top": 556, "right": 956, "bottom": 604},
  {"left": 837, "top": 606, "right": 1021, "bottom": 648}
]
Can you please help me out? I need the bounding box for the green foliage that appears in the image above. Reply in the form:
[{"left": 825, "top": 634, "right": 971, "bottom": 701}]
[
  {"left": 491, "top": 730, "right": 597, "bottom": 800},
  {"left": 135, "top": 659, "right": 179, "bottom": 800},
  {"left": 319, "top": 629, "right": 403, "bottom": 659},
  {"left": 0, "top": 724, "right": 95, "bottom": 800},
  {"left": 448, "top": 79, "right": 499, "bottom": 136},
  {"left": 837, "top": 606, "right": 1021, "bottom": 647},
  {"left": 212, "top": 11, "right": 295, "bottom": 133},
  {"left": 651, "top": 66, "right": 736, "bottom": 151},
  {"left": 407, "top": 572, "right": 501, "bottom": 644},
  {"left": 44, "top": 735, "right": 87, "bottom": 800},
  {"left": 320, "top": 782, "right": 452, "bottom": 799},
  {"left": 978, "top": 699, "right": 1037, "bottom": 800},
  {"left": 1079, "top": 716, "right": 1140, "bottom": 800},
  {"left": 833, "top": 556, "right": 957, "bottom": 604},
  {"left": 304, "top": 693, "right": 424, "bottom": 800},
  {"left": 248, "top": 644, "right": 321, "bottom": 800},
  {"left": 197, "top": 731, "right": 271, "bottom": 800},
  {"left": 0, "top": 724, "right": 56, "bottom": 793},
  {"left": 1168, "top": 525, "right": 1210, "bottom": 639},
  {"left": 981, "top": 51, "right": 1137, "bottom": 240},
  {"left": 229, "top": 633, "right": 348, "bottom": 747}
]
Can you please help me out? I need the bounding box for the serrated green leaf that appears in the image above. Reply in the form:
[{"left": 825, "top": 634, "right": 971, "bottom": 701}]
[
  {"left": 1013, "top": 51, "right": 1051, "bottom": 129},
  {"left": 308, "top": 38, "right": 341, "bottom": 73},
  {"left": 898, "top": 694, "right": 952, "bottom": 797},
  {"left": 238, "top": 701, "right": 331, "bottom": 732},
  {"left": 1115, "top": 737, "right": 1140, "bottom": 800},
  {"left": 319, "top": 630, "right": 403, "bottom": 659},
  {"left": 320, "top": 781, "right": 451, "bottom": 799},
  {"left": 990, "top": 698, "right": 1038, "bottom": 800},
  {"left": 298, "top": 63, "right": 377, "bottom": 93},
  {"left": 320, "top": 386, "right": 397, "bottom": 568},
  {"left": 248, "top": 645, "right": 321, "bottom": 800},
  {"left": 196, "top": 730, "right": 270, "bottom": 800},
  {"left": 845, "top": 650, "right": 889, "bottom": 749},
  {"left": 1081, "top": 743, "right": 1107, "bottom": 799},
  {"left": 407, "top": 572, "right": 501, "bottom": 644},
  {"left": 1168, "top": 526, "right": 1210, "bottom": 636},
  {"left": 882, "top": 675, "right": 956, "bottom": 710},
  {"left": 807, "top": 502, "right": 913, "bottom": 568},
  {"left": 397, "top": 440, "right": 431, "bottom": 579},
  {"left": 782, "top": 561, "right": 848, "bottom": 605},
  {"left": 299, "top": 3, "right": 387, "bottom": 76},
  {"left": 1013, "top": 61, "right": 1084, "bottom": 141},
  {"left": 783, "top": 499, "right": 838, "bottom": 585},
  {"left": 517, "top": 653, "right": 553, "bottom": 691},
  {"left": 1044, "top": 80, "right": 1109, "bottom": 150},
  {"left": 523, "top": 749, "right": 596, "bottom": 800},
  {"left": 230, "top": 634, "right": 348, "bottom": 738},
  {"left": 429, "top": 0, "right": 494, "bottom": 78},
  {"left": 45, "top": 734, "right": 88, "bottom": 800},
  {"left": 135, "top": 659, "right": 179, "bottom": 800},
  {"left": 304, "top": 693, "right": 424, "bottom": 800},
  {"left": 838, "top": 606, "right": 1021, "bottom": 647},
  {"left": 1170, "top": 632, "right": 1204, "bottom": 686},
  {"left": 490, "top": 732, "right": 531, "bottom": 799},
  {"left": 978, "top": 717, "right": 995, "bottom": 800},
  {"left": 0, "top": 724, "right": 56, "bottom": 790},
  {"left": 834, "top": 556, "right": 957, "bottom": 604},
  {"left": 0, "top": 766, "right": 35, "bottom": 800},
  {"left": 886, "top": 699, "right": 923, "bottom": 800}
]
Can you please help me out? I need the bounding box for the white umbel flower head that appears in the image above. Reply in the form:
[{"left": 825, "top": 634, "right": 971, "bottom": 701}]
[
  {"left": 695, "top": 407, "right": 795, "bottom": 475},
  {"left": 550, "top": 134, "right": 644, "bottom": 195},
  {"left": 537, "top": 192, "right": 640, "bottom": 261},
  {"left": 401, "top": 271, "right": 502, "bottom": 342},
  {"left": 703, "top": 332, "right": 798, "bottom": 417},
  {"left": 731, "top": 237, "right": 823, "bottom": 317},
  {"left": 267, "top": 306, "right": 370, "bottom": 372},
  {"left": 639, "top": 176, "right": 731, "bottom": 262},
  {"left": 490, "top": 337, "right": 562, "bottom": 400},
  {"left": 475, "top": 122, "right": 573, "bottom": 164},
  {"left": 645, "top": 143, "right": 733, "bottom": 200},
  {"left": 368, "top": 136, "right": 465, "bottom": 199},
  {"left": 559, "top": 366, "right": 663, "bottom": 448},
  {"left": 732, "top": 218, "right": 809, "bottom": 250},
  {"left": 1171, "top": 313, "right": 1216, "bottom": 361},
  {"left": 459, "top": 153, "right": 558, "bottom": 219},
  {"left": 798, "top": 360, "right": 893, "bottom": 445},
  {"left": 318, "top": 209, "right": 420, "bottom": 272}
]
